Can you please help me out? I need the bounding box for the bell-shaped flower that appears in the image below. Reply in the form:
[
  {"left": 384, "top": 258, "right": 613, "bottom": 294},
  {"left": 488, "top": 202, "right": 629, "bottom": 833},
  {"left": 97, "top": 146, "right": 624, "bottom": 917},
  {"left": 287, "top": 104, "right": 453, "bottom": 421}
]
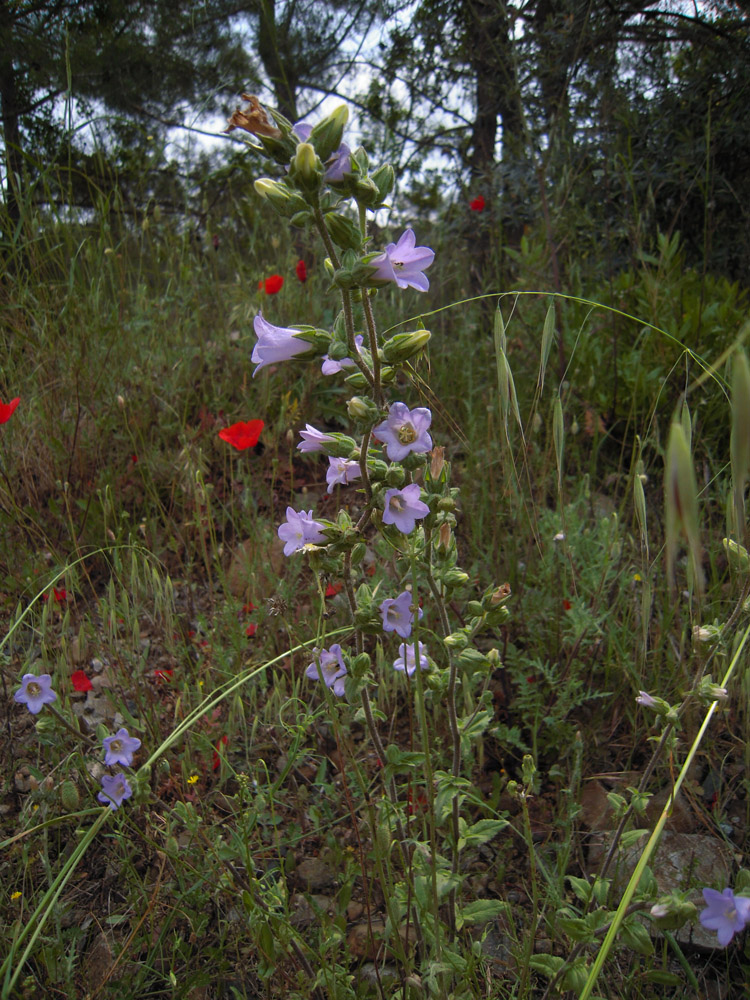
[
  {"left": 97, "top": 773, "right": 133, "bottom": 811},
  {"left": 321, "top": 334, "right": 364, "bottom": 375},
  {"left": 369, "top": 229, "right": 434, "bottom": 292},
  {"left": 326, "top": 456, "right": 361, "bottom": 493},
  {"left": 297, "top": 424, "right": 335, "bottom": 453},
  {"left": 251, "top": 312, "right": 313, "bottom": 376},
  {"left": 380, "top": 591, "right": 423, "bottom": 639},
  {"left": 305, "top": 644, "right": 347, "bottom": 697},
  {"left": 699, "top": 888, "right": 750, "bottom": 947},
  {"left": 103, "top": 727, "right": 142, "bottom": 767},
  {"left": 393, "top": 642, "right": 430, "bottom": 677},
  {"left": 382, "top": 484, "right": 430, "bottom": 534},
  {"left": 14, "top": 673, "right": 57, "bottom": 714},
  {"left": 373, "top": 402, "right": 432, "bottom": 461},
  {"left": 278, "top": 507, "right": 326, "bottom": 555}
]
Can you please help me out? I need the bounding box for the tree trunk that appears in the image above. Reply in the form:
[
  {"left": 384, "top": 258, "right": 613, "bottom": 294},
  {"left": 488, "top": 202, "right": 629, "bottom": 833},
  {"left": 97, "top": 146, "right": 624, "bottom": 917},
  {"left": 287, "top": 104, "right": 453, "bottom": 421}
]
[{"left": 0, "top": 1, "right": 23, "bottom": 234}]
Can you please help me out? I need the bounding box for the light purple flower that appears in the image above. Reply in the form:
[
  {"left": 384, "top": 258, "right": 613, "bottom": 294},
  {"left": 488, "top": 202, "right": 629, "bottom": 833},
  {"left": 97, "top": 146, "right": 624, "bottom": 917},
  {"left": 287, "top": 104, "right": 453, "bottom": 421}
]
[
  {"left": 321, "top": 334, "right": 364, "bottom": 375},
  {"left": 326, "top": 456, "right": 361, "bottom": 493},
  {"left": 699, "top": 888, "right": 750, "bottom": 946},
  {"left": 380, "top": 591, "right": 423, "bottom": 639},
  {"left": 292, "top": 122, "right": 351, "bottom": 181},
  {"left": 14, "top": 673, "right": 57, "bottom": 715},
  {"left": 305, "top": 644, "right": 348, "bottom": 697},
  {"left": 98, "top": 773, "right": 133, "bottom": 811},
  {"left": 102, "top": 727, "right": 142, "bottom": 767},
  {"left": 373, "top": 402, "right": 433, "bottom": 461},
  {"left": 382, "top": 484, "right": 430, "bottom": 534},
  {"left": 297, "top": 424, "right": 335, "bottom": 453},
  {"left": 636, "top": 691, "right": 657, "bottom": 708},
  {"left": 251, "top": 312, "right": 313, "bottom": 376},
  {"left": 278, "top": 506, "right": 326, "bottom": 556},
  {"left": 370, "top": 229, "right": 435, "bottom": 292},
  {"left": 393, "top": 642, "right": 429, "bottom": 677}
]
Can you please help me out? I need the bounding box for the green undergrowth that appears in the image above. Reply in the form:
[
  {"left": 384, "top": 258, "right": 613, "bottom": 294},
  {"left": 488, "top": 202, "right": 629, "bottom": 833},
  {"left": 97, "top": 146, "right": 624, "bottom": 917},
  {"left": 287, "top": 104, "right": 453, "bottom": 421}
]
[{"left": 2, "top": 198, "right": 750, "bottom": 998}]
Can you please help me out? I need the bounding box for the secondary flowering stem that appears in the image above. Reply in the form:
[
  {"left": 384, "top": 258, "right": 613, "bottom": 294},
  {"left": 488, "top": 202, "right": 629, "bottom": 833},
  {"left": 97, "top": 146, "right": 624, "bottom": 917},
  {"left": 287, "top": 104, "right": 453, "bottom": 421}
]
[
  {"left": 341, "top": 290, "right": 375, "bottom": 388},
  {"left": 361, "top": 291, "right": 384, "bottom": 407}
]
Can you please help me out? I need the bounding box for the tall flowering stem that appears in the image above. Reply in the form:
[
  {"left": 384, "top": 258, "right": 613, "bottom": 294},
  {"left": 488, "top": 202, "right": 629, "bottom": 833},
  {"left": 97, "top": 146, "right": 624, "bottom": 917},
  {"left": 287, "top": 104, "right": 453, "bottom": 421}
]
[{"left": 361, "top": 291, "right": 384, "bottom": 407}]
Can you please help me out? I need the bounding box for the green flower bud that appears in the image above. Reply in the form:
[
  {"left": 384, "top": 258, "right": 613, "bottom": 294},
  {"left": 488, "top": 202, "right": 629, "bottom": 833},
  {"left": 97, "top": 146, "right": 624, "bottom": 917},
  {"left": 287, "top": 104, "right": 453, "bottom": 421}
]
[
  {"left": 382, "top": 330, "right": 432, "bottom": 364},
  {"left": 353, "top": 176, "right": 381, "bottom": 206},
  {"left": 290, "top": 142, "right": 324, "bottom": 191},
  {"left": 347, "top": 396, "right": 378, "bottom": 422},
  {"left": 344, "top": 371, "right": 369, "bottom": 390},
  {"left": 438, "top": 497, "right": 457, "bottom": 513},
  {"left": 350, "top": 542, "right": 367, "bottom": 565},
  {"left": 385, "top": 465, "right": 406, "bottom": 488},
  {"left": 649, "top": 896, "right": 697, "bottom": 930},
  {"left": 366, "top": 459, "right": 389, "bottom": 481},
  {"left": 351, "top": 652, "right": 371, "bottom": 675},
  {"left": 370, "top": 163, "right": 395, "bottom": 204},
  {"left": 324, "top": 212, "right": 363, "bottom": 251},
  {"left": 443, "top": 631, "right": 469, "bottom": 650},
  {"left": 442, "top": 568, "right": 470, "bottom": 588},
  {"left": 309, "top": 104, "right": 349, "bottom": 161},
  {"left": 254, "top": 178, "right": 308, "bottom": 217}
]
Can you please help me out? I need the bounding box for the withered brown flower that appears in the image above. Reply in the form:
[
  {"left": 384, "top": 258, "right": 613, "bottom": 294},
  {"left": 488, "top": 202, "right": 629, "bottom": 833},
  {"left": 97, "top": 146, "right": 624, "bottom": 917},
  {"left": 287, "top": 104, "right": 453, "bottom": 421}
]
[{"left": 224, "top": 94, "right": 282, "bottom": 139}]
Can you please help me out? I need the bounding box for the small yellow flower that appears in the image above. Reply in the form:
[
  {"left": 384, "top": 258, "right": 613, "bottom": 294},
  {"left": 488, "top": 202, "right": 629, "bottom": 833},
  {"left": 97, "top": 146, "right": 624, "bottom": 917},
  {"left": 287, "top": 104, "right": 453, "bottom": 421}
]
[
  {"left": 198, "top": 680, "right": 204, "bottom": 688},
  {"left": 633, "top": 573, "right": 642, "bottom": 582},
  {"left": 10, "top": 891, "right": 22, "bottom": 901},
  {"left": 187, "top": 774, "right": 199, "bottom": 786}
]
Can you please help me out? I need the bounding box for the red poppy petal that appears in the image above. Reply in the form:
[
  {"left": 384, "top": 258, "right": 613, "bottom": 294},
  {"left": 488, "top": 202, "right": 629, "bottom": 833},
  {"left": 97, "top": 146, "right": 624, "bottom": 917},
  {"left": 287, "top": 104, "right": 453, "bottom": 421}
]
[
  {"left": 469, "top": 195, "right": 485, "bottom": 212},
  {"left": 296, "top": 259, "right": 307, "bottom": 282},
  {"left": 264, "top": 274, "right": 284, "bottom": 294},
  {"left": 218, "top": 419, "right": 265, "bottom": 450},
  {"left": 0, "top": 397, "right": 20, "bottom": 424},
  {"left": 71, "top": 670, "right": 93, "bottom": 692}
]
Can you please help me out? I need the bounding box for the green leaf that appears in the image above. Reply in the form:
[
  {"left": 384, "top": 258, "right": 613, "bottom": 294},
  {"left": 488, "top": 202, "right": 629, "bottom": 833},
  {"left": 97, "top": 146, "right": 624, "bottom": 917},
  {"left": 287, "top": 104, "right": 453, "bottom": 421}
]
[
  {"left": 457, "top": 818, "right": 509, "bottom": 851},
  {"left": 529, "top": 954, "right": 566, "bottom": 979},
  {"left": 619, "top": 917, "right": 654, "bottom": 956},
  {"left": 456, "top": 898, "right": 509, "bottom": 929}
]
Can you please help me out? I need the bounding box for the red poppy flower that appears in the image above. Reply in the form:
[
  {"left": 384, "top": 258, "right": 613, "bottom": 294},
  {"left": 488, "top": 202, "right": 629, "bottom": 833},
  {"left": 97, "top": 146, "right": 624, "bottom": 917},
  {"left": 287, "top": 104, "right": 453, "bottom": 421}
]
[
  {"left": 71, "top": 670, "right": 93, "bottom": 692},
  {"left": 562, "top": 599, "right": 572, "bottom": 611},
  {"left": 212, "top": 734, "right": 228, "bottom": 770},
  {"left": 245, "top": 623, "right": 257, "bottom": 637},
  {"left": 296, "top": 259, "right": 307, "bottom": 283},
  {"left": 469, "top": 195, "right": 485, "bottom": 212},
  {"left": 0, "top": 397, "right": 19, "bottom": 424},
  {"left": 53, "top": 587, "right": 67, "bottom": 603},
  {"left": 325, "top": 582, "right": 343, "bottom": 598},
  {"left": 242, "top": 601, "right": 256, "bottom": 614},
  {"left": 218, "top": 419, "right": 264, "bottom": 450},
  {"left": 154, "top": 668, "right": 174, "bottom": 682},
  {"left": 263, "top": 274, "right": 284, "bottom": 295}
]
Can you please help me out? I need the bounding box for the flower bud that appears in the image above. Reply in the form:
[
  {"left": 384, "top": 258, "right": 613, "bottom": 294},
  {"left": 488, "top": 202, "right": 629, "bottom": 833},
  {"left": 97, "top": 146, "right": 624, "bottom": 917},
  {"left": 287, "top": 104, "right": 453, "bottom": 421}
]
[
  {"left": 443, "top": 631, "right": 469, "bottom": 650},
  {"left": 436, "top": 522, "right": 452, "bottom": 553},
  {"left": 324, "top": 212, "right": 363, "bottom": 251},
  {"left": 347, "top": 396, "right": 378, "bottom": 422},
  {"left": 351, "top": 652, "right": 371, "bottom": 676},
  {"left": 290, "top": 142, "right": 324, "bottom": 191},
  {"left": 254, "top": 178, "right": 308, "bottom": 217},
  {"left": 309, "top": 105, "right": 349, "bottom": 161},
  {"left": 370, "top": 163, "right": 395, "bottom": 204},
  {"left": 350, "top": 542, "right": 367, "bottom": 565},
  {"left": 649, "top": 896, "right": 697, "bottom": 930},
  {"left": 442, "top": 568, "right": 469, "bottom": 589},
  {"left": 366, "top": 459, "right": 389, "bottom": 481},
  {"left": 490, "top": 583, "right": 511, "bottom": 606},
  {"left": 353, "top": 176, "right": 382, "bottom": 206},
  {"left": 385, "top": 465, "right": 406, "bottom": 488},
  {"left": 382, "top": 329, "right": 432, "bottom": 364}
]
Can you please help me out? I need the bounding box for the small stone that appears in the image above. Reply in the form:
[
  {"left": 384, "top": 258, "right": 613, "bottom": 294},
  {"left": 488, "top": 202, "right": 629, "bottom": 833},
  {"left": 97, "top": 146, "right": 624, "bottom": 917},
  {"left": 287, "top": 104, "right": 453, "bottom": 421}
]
[
  {"left": 347, "top": 920, "right": 386, "bottom": 960},
  {"left": 346, "top": 900, "right": 364, "bottom": 922},
  {"left": 295, "top": 858, "right": 334, "bottom": 889}
]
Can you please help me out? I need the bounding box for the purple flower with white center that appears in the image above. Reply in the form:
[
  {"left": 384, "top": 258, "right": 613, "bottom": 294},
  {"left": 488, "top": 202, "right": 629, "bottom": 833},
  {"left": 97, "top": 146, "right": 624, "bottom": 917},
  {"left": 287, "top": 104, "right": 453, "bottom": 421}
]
[
  {"left": 373, "top": 402, "right": 433, "bottom": 461},
  {"left": 636, "top": 691, "right": 657, "bottom": 708},
  {"left": 251, "top": 312, "right": 313, "bottom": 376},
  {"left": 293, "top": 122, "right": 351, "bottom": 181},
  {"left": 305, "top": 644, "right": 347, "bottom": 697},
  {"left": 380, "top": 591, "right": 423, "bottom": 639},
  {"left": 278, "top": 506, "right": 326, "bottom": 556},
  {"left": 14, "top": 673, "right": 57, "bottom": 715},
  {"left": 321, "top": 335, "right": 364, "bottom": 375},
  {"left": 393, "top": 642, "right": 430, "bottom": 677},
  {"left": 382, "top": 484, "right": 430, "bottom": 534},
  {"left": 102, "top": 727, "right": 142, "bottom": 767},
  {"left": 97, "top": 773, "right": 133, "bottom": 811},
  {"left": 370, "top": 229, "right": 435, "bottom": 292},
  {"left": 297, "top": 424, "right": 335, "bottom": 453},
  {"left": 699, "top": 888, "right": 750, "bottom": 946},
  {"left": 326, "top": 456, "right": 361, "bottom": 493}
]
